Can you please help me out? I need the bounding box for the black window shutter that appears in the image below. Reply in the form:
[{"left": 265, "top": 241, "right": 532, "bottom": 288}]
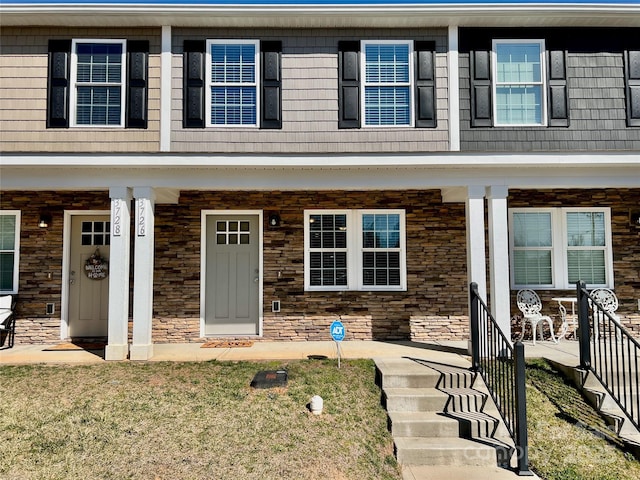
[
  {"left": 338, "top": 41, "right": 360, "bottom": 129},
  {"left": 547, "top": 50, "right": 569, "bottom": 127},
  {"left": 47, "top": 39, "right": 71, "bottom": 128},
  {"left": 469, "top": 50, "right": 492, "bottom": 127},
  {"left": 624, "top": 50, "right": 640, "bottom": 127},
  {"left": 414, "top": 41, "right": 437, "bottom": 128},
  {"left": 183, "top": 40, "right": 205, "bottom": 128},
  {"left": 126, "top": 40, "right": 149, "bottom": 129},
  {"left": 261, "top": 41, "right": 282, "bottom": 129}
]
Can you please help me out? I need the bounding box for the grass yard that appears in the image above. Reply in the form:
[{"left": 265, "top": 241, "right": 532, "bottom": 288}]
[
  {"left": 0, "top": 359, "right": 401, "bottom": 480},
  {"left": 526, "top": 359, "right": 640, "bottom": 480},
  {"left": 3, "top": 356, "right": 640, "bottom": 480}
]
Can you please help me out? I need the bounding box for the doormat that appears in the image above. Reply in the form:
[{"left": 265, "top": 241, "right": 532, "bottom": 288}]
[
  {"left": 43, "top": 342, "right": 106, "bottom": 351},
  {"left": 200, "top": 340, "right": 254, "bottom": 348},
  {"left": 250, "top": 370, "right": 288, "bottom": 389}
]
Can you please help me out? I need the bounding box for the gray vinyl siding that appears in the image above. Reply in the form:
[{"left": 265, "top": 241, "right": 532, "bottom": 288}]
[
  {"left": 171, "top": 28, "right": 449, "bottom": 154},
  {"left": 0, "top": 27, "right": 161, "bottom": 153},
  {"left": 460, "top": 50, "right": 640, "bottom": 152}
]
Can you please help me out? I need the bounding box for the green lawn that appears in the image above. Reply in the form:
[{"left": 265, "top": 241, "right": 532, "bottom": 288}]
[
  {"left": 526, "top": 359, "right": 640, "bottom": 480},
  {"left": 2, "top": 357, "right": 639, "bottom": 480},
  {"left": 0, "top": 359, "right": 401, "bottom": 480}
]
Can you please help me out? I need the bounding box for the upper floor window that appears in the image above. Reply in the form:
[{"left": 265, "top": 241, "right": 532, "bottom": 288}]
[
  {"left": 304, "top": 209, "right": 406, "bottom": 291},
  {"left": 0, "top": 211, "right": 21, "bottom": 294},
  {"left": 493, "top": 40, "right": 546, "bottom": 127},
  {"left": 70, "top": 40, "right": 126, "bottom": 127},
  {"left": 338, "top": 40, "right": 436, "bottom": 129},
  {"left": 206, "top": 40, "right": 259, "bottom": 127},
  {"left": 509, "top": 207, "right": 613, "bottom": 290},
  {"left": 362, "top": 41, "right": 412, "bottom": 126}
]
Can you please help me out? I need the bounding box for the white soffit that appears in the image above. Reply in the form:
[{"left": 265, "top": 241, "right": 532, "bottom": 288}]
[{"left": 1, "top": 4, "right": 639, "bottom": 28}]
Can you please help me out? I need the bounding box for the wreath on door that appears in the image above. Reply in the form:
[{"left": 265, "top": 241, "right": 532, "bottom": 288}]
[{"left": 85, "top": 248, "right": 109, "bottom": 280}]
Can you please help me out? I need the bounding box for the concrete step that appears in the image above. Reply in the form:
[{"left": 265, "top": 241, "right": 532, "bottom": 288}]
[
  {"left": 375, "top": 358, "right": 441, "bottom": 389},
  {"left": 394, "top": 436, "right": 497, "bottom": 467},
  {"left": 446, "top": 410, "right": 501, "bottom": 439},
  {"left": 441, "top": 386, "right": 487, "bottom": 413},
  {"left": 389, "top": 411, "right": 460, "bottom": 438},
  {"left": 383, "top": 387, "right": 449, "bottom": 413},
  {"left": 402, "top": 465, "right": 539, "bottom": 480}
]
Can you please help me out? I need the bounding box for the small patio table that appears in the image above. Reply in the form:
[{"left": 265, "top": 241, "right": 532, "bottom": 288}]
[{"left": 552, "top": 297, "right": 577, "bottom": 340}]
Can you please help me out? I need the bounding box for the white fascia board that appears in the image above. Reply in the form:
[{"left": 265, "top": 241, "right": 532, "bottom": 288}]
[
  {"left": 1, "top": 152, "right": 639, "bottom": 168},
  {"left": 2, "top": 164, "right": 639, "bottom": 191},
  {"left": 1, "top": 4, "right": 639, "bottom": 28}
]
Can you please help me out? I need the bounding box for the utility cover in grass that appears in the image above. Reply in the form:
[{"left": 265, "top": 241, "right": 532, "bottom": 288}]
[{"left": 250, "top": 370, "right": 288, "bottom": 389}]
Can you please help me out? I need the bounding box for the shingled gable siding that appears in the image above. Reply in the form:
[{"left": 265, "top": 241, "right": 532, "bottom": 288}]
[
  {"left": 172, "top": 28, "right": 449, "bottom": 154},
  {"left": 508, "top": 188, "right": 640, "bottom": 337},
  {"left": 0, "top": 27, "right": 161, "bottom": 153},
  {"left": 459, "top": 28, "right": 640, "bottom": 152}
]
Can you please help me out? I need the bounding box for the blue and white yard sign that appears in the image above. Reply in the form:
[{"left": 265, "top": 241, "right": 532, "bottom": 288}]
[{"left": 330, "top": 320, "right": 345, "bottom": 342}]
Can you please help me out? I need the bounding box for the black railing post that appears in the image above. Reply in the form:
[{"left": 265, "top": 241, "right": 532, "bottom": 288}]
[
  {"left": 576, "top": 280, "right": 591, "bottom": 369},
  {"left": 470, "top": 282, "right": 481, "bottom": 372},
  {"left": 514, "top": 341, "right": 533, "bottom": 476}
]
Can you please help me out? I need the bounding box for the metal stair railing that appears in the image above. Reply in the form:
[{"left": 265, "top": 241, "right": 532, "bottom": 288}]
[
  {"left": 577, "top": 280, "right": 640, "bottom": 431},
  {"left": 469, "top": 282, "right": 533, "bottom": 476}
]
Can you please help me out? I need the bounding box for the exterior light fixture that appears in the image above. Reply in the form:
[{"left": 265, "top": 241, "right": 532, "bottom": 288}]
[
  {"left": 38, "top": 212, "right": 52, "bottom": 228},
  {"left": 630, "top": 209, "right": 640, "bottom": 228},
  {"left": 269, "top": 213, "right": 281, "bottom": 227}
]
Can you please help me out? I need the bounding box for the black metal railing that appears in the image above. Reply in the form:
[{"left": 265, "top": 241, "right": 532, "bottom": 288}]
[
  {"left": 470, "top": 282, "right": 532, "bottom": 476},
  {"left": 577, "top": 280, "right": 640, "bottom": 431}
]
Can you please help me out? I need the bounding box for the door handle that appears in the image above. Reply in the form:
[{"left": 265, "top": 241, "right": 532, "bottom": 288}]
[{"left": 254, "top": 277, "right": 259, "bottom": 283}]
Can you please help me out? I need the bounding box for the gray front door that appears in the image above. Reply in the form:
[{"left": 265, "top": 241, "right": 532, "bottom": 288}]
[
  {"left": 68, "top": 215, "right": 110, "bottom": 338},
  {"left": 204, "top": 214, "right": 260, "bottom": 335}
]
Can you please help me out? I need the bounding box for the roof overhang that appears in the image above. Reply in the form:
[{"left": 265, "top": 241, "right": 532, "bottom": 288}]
[{"left": 1, "top": 2, "right": 639, "bottom": 28}]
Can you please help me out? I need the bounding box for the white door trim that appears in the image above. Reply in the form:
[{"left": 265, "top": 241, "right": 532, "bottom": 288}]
[
  {"left": 200, "top": 210, "right": 264, "bottom": 337},
  {"left": 61, "top": 209, "right": 110, "bottom": 339}
]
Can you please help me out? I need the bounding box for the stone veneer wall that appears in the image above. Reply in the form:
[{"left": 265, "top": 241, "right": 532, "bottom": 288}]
[
  {"left": 153, "top": 190, "right": 469, "bottom": 343},
  {"left": 2, "top": 188, "right": 638, "bottom": 345},
  {"left": 0, "top": 191, "right": 111, "bottom": 344}
]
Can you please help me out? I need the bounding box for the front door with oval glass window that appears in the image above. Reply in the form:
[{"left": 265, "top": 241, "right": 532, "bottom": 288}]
[
  {"left": 68, "top": 215, "right": 110, "bottom": 338},
  {"left": 204, "top": 215, "right": 260, "bottom": 335}
]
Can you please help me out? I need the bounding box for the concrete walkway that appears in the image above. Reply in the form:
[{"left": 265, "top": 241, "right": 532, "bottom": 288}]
[
  {"left": 0, "top": 339, "right": 579, "bottom": 366},
  {"left": 0, "top": 339, "right": 579, "bottom": 480}
]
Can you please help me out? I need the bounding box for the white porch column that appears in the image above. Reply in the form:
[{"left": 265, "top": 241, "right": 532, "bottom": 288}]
[
  {"left": 106, "top": 187, "right": 132, "bottom": 361},
  {"left": 160, "top": 25, "right": 171, "bottom": 152},
  {"left": 486, "top": 185, "right": 511, "bottom": 337},
  {"left": 130, "top": 187, "right": 156, "bottom": 360},
  {"left": 448, "top": 25, "right": 460, "bottom": 152},
  {"left": 465, "top": 185, "right": 487, "bottom": 300}
]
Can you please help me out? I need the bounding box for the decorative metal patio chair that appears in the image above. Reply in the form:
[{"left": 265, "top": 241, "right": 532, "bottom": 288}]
[
  {"left": 516, "top": 289, "right": 558, "bottom": 345},
  {"left": 0, "top": 295, "right": 16, "bottom": 349},
  {"left": 589, "top": 288, "right": 621, "bottom": 340}
]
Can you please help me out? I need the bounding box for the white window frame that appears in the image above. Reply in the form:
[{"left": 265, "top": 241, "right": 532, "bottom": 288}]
[
  {"left": 509, "top": 207, "right": 613, "bottom": 290},
  {"left": 206, "top": 39, "right": 260, "bottom": 128},
  {"left": 361, "top": 40, "right": 414, "bottom": 127},
  {"left": 492, "top": 39, "right": 547, "bottom": 127},
  {"left": 304, "top": 209, "right": 406, "bottom": 292},
  {"left": 69, "top": 39, "right": 126, "bottom": 128},
  {"left": 0, "top": 211, "right": 21, "bottom": 295}
]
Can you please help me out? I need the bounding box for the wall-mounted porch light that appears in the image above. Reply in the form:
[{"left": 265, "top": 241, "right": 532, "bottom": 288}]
[
  {"left": 630, "top": 209, "right": 640, "bottom": 228},
  {"left": 38, "top": 212, "right": 52, "bottom": 229},
  {"left": 268, "top": 213, "right": 281, "bottom": 228}
]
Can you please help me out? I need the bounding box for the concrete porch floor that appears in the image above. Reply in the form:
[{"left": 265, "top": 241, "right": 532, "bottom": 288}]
[{"left": 0, "top": 339, "right": 580, "bottom": 366}]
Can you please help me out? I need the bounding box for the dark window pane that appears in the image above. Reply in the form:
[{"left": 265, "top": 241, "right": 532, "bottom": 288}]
[
  {"left": 336, "top": 270, "right": 348, "bottom": 285},
  {"left": 217, "top": 234, "right": 226, "bottom": 244},
  {"left": 94, "top": 235, "right": 104, "bottom": 246},
  {"left": 376, "top": 252, "right": 389, "bottom": 268},
  {"left": 310, "top": 270, "right": 321, "bottom": 286},
  {"left": 322, "top": 232, "right": 335, "bottom": 248},
  {"left": 322, "top": 253, "right": 335, "bottom": 268},
  {"left": 363, "top": 269, "right": 374, "bottom": 285},
  {"left": 363, "top": 232, "right": 375, "bottom": 248},
  {"left": 389, "top": 269, "right": 401, "bottom": 285},
  {"left": 389, "top": 252, "right": 400, "bottom": 268},
  {"left": 363, "top": 252, "right": 374, "bottom": 268},
  {"left": 376, "top": 270, "right": 388, "bottom": 285},
  {"left": 335, "top": 252, "right": 347, "bottom": 268},
  {"left": 82, "top": 222, "right": 92, "bottom": 233},
  {"left": 81, "top": 234, "right": 92, "bottom": 246},
  {"left": 94, "top": 222, "right": 104, "bottom": 233},
  {"left": 309, "top": 253, "right": 321, "bottom": 268},
  {"left": 335, "top": 231, "right": 347, "bottom": 249},
  {"left": 229, "top": 234, "right": 238, "bottom": 244}
]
